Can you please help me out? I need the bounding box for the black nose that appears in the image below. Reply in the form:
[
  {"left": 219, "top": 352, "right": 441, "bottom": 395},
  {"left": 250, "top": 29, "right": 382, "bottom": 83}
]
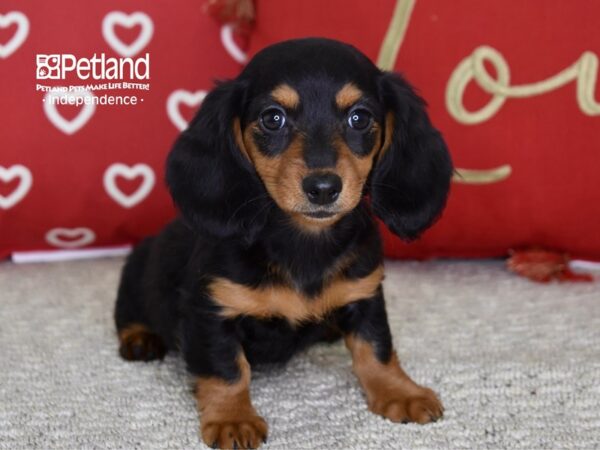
[{"left": 302, "top": 173, "right": 342, "bottom": 205}]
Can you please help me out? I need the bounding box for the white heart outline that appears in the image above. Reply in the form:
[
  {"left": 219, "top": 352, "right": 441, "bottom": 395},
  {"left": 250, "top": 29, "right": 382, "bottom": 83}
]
[
  {"left": 45, "top": 227, "right": 96, "bottom": 249},
  {"left": 0, "top": 11, "right": 29, "bottom": 59},
  {"left": 166, "top": 90, "right": 207, "bottom": 131},
  {"left": 103, "top": 163, "right": 155, "bottom": 208},
  {"left": 220, "top": 23, "right": 247, "bottom": 64},
  {"left": 0, "top": 164, "right": 32, "bottom": 209},
  {"left": 44, "top": 89, "right": 96, "bottom": 135},
  {"left": 102, "top": 11, "right": 154, "bottom": 57}
]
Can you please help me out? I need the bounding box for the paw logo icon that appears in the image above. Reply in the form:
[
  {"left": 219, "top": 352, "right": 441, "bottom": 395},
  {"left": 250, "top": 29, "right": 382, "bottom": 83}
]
[{"left": 36, "top": 54, "right": 61, "bottom": 79}]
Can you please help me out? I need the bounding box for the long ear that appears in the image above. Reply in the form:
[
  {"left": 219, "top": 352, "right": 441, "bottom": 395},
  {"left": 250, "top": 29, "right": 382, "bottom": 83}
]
[
  {"left": 166, "top": 80, "right": 269, "bottom": 242},
  {"left": 371, "top": 72, "right": 453, "bottom": 240}
]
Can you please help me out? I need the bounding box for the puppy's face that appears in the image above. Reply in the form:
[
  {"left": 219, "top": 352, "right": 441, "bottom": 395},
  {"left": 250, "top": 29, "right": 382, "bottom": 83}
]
[
  {"left": 233, "top": 43, "right": 390, "bottom": 230},
  {"left": 236, "top": 82, "right": 386, "bottom": 230},
  {"left": 167, "top": 38, "right": 452, "bottom": 241}
]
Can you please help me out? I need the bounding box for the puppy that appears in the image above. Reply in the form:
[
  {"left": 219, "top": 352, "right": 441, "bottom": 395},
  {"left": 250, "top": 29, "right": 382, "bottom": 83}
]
[{"left": 115, "top": 38, "right": 452, "bottom": 449}]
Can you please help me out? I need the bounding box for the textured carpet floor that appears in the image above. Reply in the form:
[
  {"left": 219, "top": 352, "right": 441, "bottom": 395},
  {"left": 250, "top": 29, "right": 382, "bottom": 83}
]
[{"left": 0, "top": 258, "right": 599, "bottom": 449}]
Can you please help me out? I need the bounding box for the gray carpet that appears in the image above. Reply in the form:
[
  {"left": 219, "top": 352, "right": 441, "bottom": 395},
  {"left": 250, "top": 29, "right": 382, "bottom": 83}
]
[{"left": 1, "top": 257, "right": 599, "bottom": 449}]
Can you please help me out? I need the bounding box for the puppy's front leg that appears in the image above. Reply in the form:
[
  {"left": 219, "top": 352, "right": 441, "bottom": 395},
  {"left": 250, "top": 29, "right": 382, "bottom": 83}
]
[
  {"left": 339, "top": 289, "right": 444, "bottom": 424},
  {"left": 182, "top": 316, "right": 267, "bottom": 449}
]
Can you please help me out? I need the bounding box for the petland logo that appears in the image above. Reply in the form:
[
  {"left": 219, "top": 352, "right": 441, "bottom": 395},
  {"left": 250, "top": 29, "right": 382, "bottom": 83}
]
[{"left": 36, "top": 53, "right": 150, "bottom": 80}]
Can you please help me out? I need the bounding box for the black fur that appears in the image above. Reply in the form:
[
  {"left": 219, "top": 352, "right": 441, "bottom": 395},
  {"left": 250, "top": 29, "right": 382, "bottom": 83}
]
[
  {"left": 115, "top": 38, "right": 452, "bottom": 386},
  {"left": 372, "top": 73, "right": 452, "bottom": 239}
]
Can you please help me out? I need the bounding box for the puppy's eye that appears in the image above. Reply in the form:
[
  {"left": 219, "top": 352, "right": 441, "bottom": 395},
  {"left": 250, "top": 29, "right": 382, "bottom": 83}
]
[
  {"left": 260, "top": 108, "right": 286, "bottom": 131},
  {"left": 347, "top": 109, "right": 372, "bottom": 130}
]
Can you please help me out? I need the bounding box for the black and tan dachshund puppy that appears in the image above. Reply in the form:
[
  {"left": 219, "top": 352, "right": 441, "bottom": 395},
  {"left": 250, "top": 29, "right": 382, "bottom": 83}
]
[{"left": 115, "top": 38, "right": 452, "bottom": 449}]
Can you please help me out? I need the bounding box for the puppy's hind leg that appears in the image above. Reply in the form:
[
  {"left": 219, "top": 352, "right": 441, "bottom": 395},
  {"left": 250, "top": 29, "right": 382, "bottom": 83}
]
[
  {"left": 114, "top": 238, "right": 167, "bottom": 362},
  {"left": 117, "top": 323, "right": 167, "bottom": 362}
]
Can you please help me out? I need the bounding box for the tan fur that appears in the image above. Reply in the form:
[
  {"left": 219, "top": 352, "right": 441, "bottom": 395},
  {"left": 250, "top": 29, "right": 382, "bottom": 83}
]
[
  {"left": 345, "top": 336, "right": 444, "bottom": 424},
  {"left": 242, "top": 124, "right": 309, "bottom": 214},
  {"left": 209, "top": 265, "right": 384, "bottom": 324},
  {"left": 118, "top": 323, "right": 149, "bottom": 343},
  {"left": 271, "top": 84, "right": 300, "bottom": 109},
  {"left": 241, "top": 125, "right": 383, "bottom": 234},
  {"left": 332, "top": 123, "right": 382, "bottom": 211},
  {"left": 233, "top": 86, "right": 386, "bottom": 234},
  {"left": 118, "top": 322, "right": 166, "bottom": 361},
  {"left": 287, "top": 128, "right": 382, "bottom": 233},
  {"left": 288, "top": 211, "right": 340, "bottom": 232},
  {"left": 233, "top": 117, "right": 250, "bottom": 161},
  {"left": 379, "top": 112, "right": 395, "bottom": 159},
  {"left": 335, "top": 83, "right": 363, "bottom": 109},
  {"left": 196, "top": 354, "right": 267, "bottom": 448}
]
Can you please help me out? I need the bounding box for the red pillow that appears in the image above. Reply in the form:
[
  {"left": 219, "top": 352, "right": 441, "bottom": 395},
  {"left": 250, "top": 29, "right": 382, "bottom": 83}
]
[
  {"left": 247, "top": 0, "right": 600, "bottom": 260},
  {"left": 3, "top": 1, "right": 599, "bottom": 261},
  {"left": 0, "top": 2, "right": 245, "bottom": 259}
]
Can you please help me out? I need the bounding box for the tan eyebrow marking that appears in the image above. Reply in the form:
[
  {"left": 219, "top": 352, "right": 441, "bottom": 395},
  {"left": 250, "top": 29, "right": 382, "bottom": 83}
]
[
  {"left": 270, "top": 84, "right": 300, "bottom": 109},
  {"left": 336, "top": 83, "right": 363, "bottom": 109}
]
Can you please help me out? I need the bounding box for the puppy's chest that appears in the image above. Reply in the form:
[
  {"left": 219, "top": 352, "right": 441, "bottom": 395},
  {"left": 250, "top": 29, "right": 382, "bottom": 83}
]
[{"left": 208, "top": 264, "right": 383, "bottom": 324}]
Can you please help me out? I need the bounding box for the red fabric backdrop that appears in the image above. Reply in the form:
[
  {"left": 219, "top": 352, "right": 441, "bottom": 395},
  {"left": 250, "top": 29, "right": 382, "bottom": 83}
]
[
  {"left": 1, "top": 0, "right": 599, "bottom": 259},
  {"left": 0, "top": 2, "right": 243, "bottom": 258}
]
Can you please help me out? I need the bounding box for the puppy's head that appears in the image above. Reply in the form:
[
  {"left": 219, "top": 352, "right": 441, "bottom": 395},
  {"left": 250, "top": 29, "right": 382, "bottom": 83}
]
[{"left": 167, "top": 38, "right": 452, "bottom": 241}]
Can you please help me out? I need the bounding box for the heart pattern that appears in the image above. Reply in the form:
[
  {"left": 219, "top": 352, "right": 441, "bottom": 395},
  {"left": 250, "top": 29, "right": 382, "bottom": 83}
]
[
  {"left": 44, "top": 89, "right": 96, "bottom": 135},
  {"left": 102, "top": 11, "right": 153, "bottom": 57},
  {"left": 0, "top": 164, "right": 32, "bottom": 209},
  {"left": 0, "top": 11, "right": 29, "bottom": 58},
  {"left": 103, "top": 163, "right": 155, "bottom": 208},
  {"left": 2, "top": 2, "right": 600, "bottom": 266},
  {"left": 220, "top": 24, "right": 248, "bottom": 64},
  {"left": 166, "top": 89, "right": 207, "bottom": 131},
  {"left": 45, "top": 227, "right": 96, "bottom": 249},
  {"left": 0, "top": 7, "right": 237, "bottom": 256}
]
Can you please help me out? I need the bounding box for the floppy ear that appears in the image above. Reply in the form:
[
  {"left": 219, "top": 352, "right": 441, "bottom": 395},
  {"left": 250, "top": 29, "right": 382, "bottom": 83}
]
[
  {"left": 370, "top": 72, "right": 453, "bottom": 240},
  {"left": 166, "top": 80, "right": 269, "bottom": 242}
]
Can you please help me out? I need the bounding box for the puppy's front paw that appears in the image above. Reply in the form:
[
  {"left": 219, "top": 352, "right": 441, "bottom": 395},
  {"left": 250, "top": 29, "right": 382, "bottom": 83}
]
[
  {"left": 370, "top": 386, "right": 444, "bottom": 424},
  {"left": 201, "top": 415, "right": 268, "bottom": 449}
]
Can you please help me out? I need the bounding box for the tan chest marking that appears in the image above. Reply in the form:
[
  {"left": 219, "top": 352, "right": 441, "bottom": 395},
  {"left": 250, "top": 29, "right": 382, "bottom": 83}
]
[{"left": 208, "top": 265, "right": 384, "bottom": 324}]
